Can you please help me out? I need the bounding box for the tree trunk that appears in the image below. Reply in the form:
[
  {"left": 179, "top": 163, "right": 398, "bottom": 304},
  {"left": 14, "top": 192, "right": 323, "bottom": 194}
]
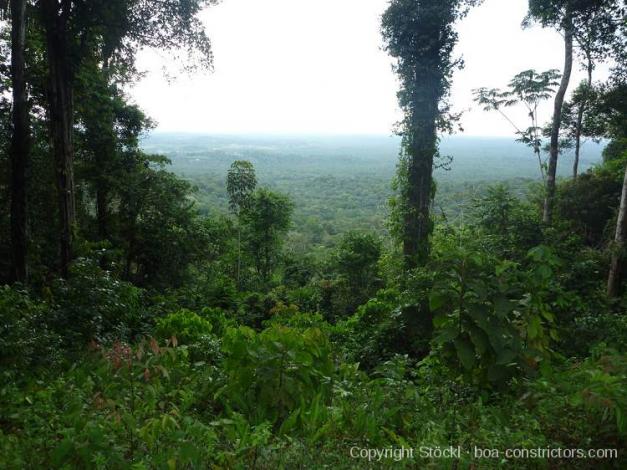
[
  {"left": 96, "top": 185, "right": 109, "bottom": 239},
  {"left": 399, "top": 79, "right": 438, "bottom": 354},
  {"left": 9, "top": 0, "right": 30, "bottom": 283},
  {"left": 402, "top": 81, "right": 437, "bottom": 271},
  {"left": 42, "top": 0, "right": 75, "bottom": 277},
  {"left": 607, "top": 165, "right": 627, "bottom": 298},
  {"left": 403, "top": 128, "right": 436, "bottom": 270},
  {"left": 573, "top": 57, "right": 593, "bottom": 180},
  {"left": 94, "top": 57, "right": 115, "bottom": 241},
  {"left": 543, "top": 11, "right": 573, "bottom": 224}
]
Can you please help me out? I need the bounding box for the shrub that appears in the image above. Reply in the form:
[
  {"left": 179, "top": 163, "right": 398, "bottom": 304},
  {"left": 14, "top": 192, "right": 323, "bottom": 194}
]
[
  {"left": 49, "top": 258, "right": 146, "bottom": 344},
  {"left": 0, "top": 286, "right": 60, "bottom": 372},
  {"left": 219, "top": 326, "right": 334, "bottom": 425},
  {"left": 155, "top": 309, "right": 213, "bottom": 345}
]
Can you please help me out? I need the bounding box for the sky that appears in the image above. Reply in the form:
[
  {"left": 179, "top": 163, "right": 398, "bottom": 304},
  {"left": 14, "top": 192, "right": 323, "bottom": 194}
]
[{"left": 130, "top": 0, "right": 611, "bottom": 137}]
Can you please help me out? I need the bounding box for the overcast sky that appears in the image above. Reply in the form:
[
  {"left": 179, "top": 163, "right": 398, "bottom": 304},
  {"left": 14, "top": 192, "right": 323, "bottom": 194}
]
[{"left": 130, "top": 0, "right": 611, "bottom": 137}]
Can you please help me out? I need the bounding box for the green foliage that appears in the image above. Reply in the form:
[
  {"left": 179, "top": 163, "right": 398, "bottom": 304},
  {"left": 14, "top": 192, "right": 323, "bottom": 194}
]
[
  {"left": 427, "top": 232, "right": 564, "bottom": 385},
  {"left": 473, "top": 184, "right": 543, "bottom": 258},
  {"left": 340, "top": 289, "right": 406, "bottom": 370},
  {"left": 527, "top": 345, "right": 627, "bottom": 442},
  {"left": 1, "top": 3, "right": 626, "bottom": 467},
  {"left": 332, "top": 231, "right": 383, "bottom": 315},
  {"left": 0, "top": 339, "right": 219, "bottom": 469},
  {"left": 241, "top": 188, "right": 293, "bottom": 283},
  {"left": 226, "top": 160, "right": 257, "bottom": 215},
  {"left": 556, "top": 165, "right": 623, "bottom": 245},
  {"left": 117, "top": 164, "right": 216, "bottom": 288},
  {"left": 382, "top": 0, "right": 478, "bottom": 268},
  {"left": 0, "top": 286, "right": 60, "bottom": 373},
  {"left": 49, "top": 258, "right": 146, "bottom": 344},
  {"left": 474, "top": 69, "right": 561, "bottom": 178},
  {"left": 219, "top": 326, "right": 334, "bottom": 425},
  {"left": 155, "top": 309, "right": 213, "bottom": 344}
]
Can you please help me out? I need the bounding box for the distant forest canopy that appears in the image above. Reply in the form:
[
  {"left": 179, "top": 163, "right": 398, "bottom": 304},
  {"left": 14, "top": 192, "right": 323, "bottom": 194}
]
[
  {"left": 140, "top": 133, "right": 607, "bottom": 250},
  {"left": 141, "top": 133, "right": 606, "bottom": 180}
]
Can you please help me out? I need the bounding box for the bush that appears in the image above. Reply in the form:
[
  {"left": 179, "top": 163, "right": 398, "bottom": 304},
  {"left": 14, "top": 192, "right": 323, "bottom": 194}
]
[
  {"left": 155, "top": 309, "right": 213, "bottom": 344},
  {"left": 219, "top": 326, "right": 334, "bottom": 425},
  {"left": 0, "top": 339, "right": 219, "bottom": 469},
  {"left": 49, "top": 258, "right": 147, "bottom": 344},
  {"left": 339, "top": 289, "right": 405, "bottom": 370},
  {"left": 0, "top": 286, "right": 60, "bottom": 373}
]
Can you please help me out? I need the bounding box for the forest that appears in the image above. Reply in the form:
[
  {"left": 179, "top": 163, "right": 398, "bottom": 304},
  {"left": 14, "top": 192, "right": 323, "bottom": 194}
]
[{"left": 0, "top": 0, "right": 626, "bottom": 468}]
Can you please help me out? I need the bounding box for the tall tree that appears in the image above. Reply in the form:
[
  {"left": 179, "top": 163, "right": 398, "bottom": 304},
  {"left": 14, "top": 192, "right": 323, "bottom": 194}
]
[
  {"left": 382, "top": 0, "right": 480, "bottom": 271},
  {"left": 37, "top": 0, "right": 217, "bottom": 276},
  {"left": 608, "top": 164, "right": 627, "bottom": 297},
  {"left": 9, "top": 0, "right": 30, "bottom": 283},
  {"left": 226, "top": 160, "right": 257, "bottom": 288},
  {"left": 241, "top": 188, "right": 293, "bottom": 284},
  {"left": 382, "top": 0, "right": 481, "bottom": 355},
  {"left": 526, "top": 0, "right": 619, "bottom": 223},
  {"left": 40, "top": 0, "right": 76, "bottom": 276}
]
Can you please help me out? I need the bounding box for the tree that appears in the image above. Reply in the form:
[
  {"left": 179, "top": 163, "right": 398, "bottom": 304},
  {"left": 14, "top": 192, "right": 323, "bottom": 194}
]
[
  {"left": 226, "top": 160, "right": 257, "bottom": 288},
  {"left": 382, "top": 0, "right": 481, "bottom": 356},
  {"left": 241, "top": 188, "right": 293, "bottom": 284},
  {"left": 37, "top": 0, "right": 217, "bottom": 276},
  {"left": 561, "top": 82, "right": 596, "bottom": 178},
  {"left": 382, "top": 0, "right": 480, "bottom": 271},
  {"left": 9, "top": 0, "right": 30, "bottom": 283},
  {"left": 117, "top": 155, "right": 213, "bottom": 288},
  {"left": 334, "top": 231, "right": 383, "bottom": 313},
  {"left": 566, "top": 4, "right": 622, "bottom": 178},
  {"left": 40, "top": 0, "right": 76, "bottom": 276},
  {"left": 227, "top": 161, "right": 257, "bottom": 215},
  {"left": 474, "top": 69, "right": 561, "bottom": 180},
  {"left": 526, "top": 0, "right": 619, "bottom": 223},
  {"left": 608, "top": 164, "right": 627, "bottom": 297},
  {"left": 594, "top": 79, "right": 627, "bottom": 297}
]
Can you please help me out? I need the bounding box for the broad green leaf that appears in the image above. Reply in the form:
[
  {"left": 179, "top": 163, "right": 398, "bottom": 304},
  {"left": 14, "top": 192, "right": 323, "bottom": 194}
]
[
  {"left": 455, "top": 337, "right": 476, "bottom": 371},
  {"left": 429, "top": 291, "right": 448, "bottom": 311}
]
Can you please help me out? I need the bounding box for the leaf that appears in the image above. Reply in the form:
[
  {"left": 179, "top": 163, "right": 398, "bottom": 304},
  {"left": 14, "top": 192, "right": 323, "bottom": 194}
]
[
  {"left": 528, "top": 315, "right": 542, "bottom": 340},
  {"left": 494, "top": 297, "right": 513, "bottom": 318},
  {"left": 279, "top": 408, "right": 300, "bottom": 435},
  {"left": 455, "top": 337, "right": 476, "bottom": 371},
  {"left": 433, "top": 313, "right": 450, "bottom": 328},
  {"left": 469, "top": 326, "right": 489, "bottom": 356},
  {"left": 496, "top": 348, "right": 517, "bottom": 365},
  {"left": 429, "top": 291, "right": 448, "bottom": 311},
  {"left": 487, "top": 364, "right": 510, "bottom": 383},
  {"left": 434, "top": 326, "right": 458, "bottom": 345}
]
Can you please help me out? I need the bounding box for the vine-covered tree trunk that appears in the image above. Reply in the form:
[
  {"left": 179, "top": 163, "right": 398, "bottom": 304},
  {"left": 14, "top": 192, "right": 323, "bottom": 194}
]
[
  {"left": 10, "top": 0, "right": 30, "bottom": 283},
  {"left": 42, "top": 0, "right": 76, "bottom": 276},
  {"left": 403, "top": 94, "right": 438, "bottom": 270},
  {"left": 608, "top": 164, "right": 627, "bottom": 298},
  {"left": 543, "top": 10, "right": 573, "bottom": 224}
]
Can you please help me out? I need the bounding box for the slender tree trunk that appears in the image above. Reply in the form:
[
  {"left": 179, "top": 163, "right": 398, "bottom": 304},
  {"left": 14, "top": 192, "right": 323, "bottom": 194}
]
[
  {"left": 42, "top": 0, "right": 76, "bottom": 276},
  {"left": 96, "top": 186, "right": 109, "bottom": 238},
  {"left": 94, "top": 57, "right": 115, "bottom": 240},
  {"left": 9, "top": 0, "right": 30, "bottom": 283},
  {"left": 543, "top": 11, "right": 573, "bottom": 224},
  {"left": 236, "top": 225, "right": 241, "bottom": 289},
  {"left": 608, "top": 165, "right": 627, "bottom": 298},
  {"left": 573, "top": 57, "right": 593, "bottom": 179}
]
